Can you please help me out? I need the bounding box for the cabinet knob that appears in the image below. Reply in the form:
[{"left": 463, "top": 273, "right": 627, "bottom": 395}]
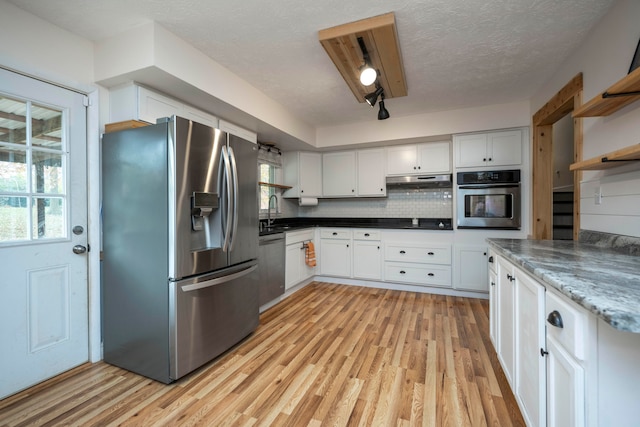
[
  {"left": 377, "top": 246, "right": 380, "bottom": 249},
  {"left": 380, "top": 188, "right": 384, "bottom": 192},
  {"left": 547, "top": 310, "right": 564, "bottom": 328},
  {"left": 483, "top": 158, "right": 486, "bottom": 161},
  {"left": 346, "top": 244, "right": 349, "bottom": 248},
  {"left": 488, "top": 256, "right": 494, "bottom": 263},
  {"left": 491, "top": 281, "right": 495, "bottom": 286},
  {"left": 540, "top": 348, "right": 549, "bottom": 357},
  {"left": 488, "top": 157, "right": 492, "bottom": 161},
  {"left": 413, "top": 166, "right": 417, "bottom": 170},
  {"left": 417, "top": 166, "right": 421, "bottom": 170},
  {"left": 352, "top": 189, "right": 355, "bottom": 192},
  {"left": 301, "top": 190, "right": 304, "bottom": 193}
]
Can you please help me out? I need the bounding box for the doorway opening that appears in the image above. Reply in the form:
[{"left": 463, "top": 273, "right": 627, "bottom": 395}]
[{"left": 532, "top": 73, "right": 583, "bottom": 240}]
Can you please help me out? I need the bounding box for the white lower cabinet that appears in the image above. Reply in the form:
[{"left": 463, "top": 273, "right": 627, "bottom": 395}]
[
  {"left": 453, "top": 245, "right": 488, "bottom": 291},
  {"left": 491, "top": 252, "right": 603, "bottom": 427},
  {"left": 352, "top": 231, "right": 382, "bottom": 280},
  {"left": 319, "top": 229, "right": 352, "bottom": 277},
  {"left": 285, "top": 229, "right": 315, "bottom": 290},
  {"left": 546, "top": 335, "right": 585, "bottom": 427},
  {"left": 496, "top": 256, "right": 516, "bottom": 387},
  {"left": 516, "top": 272, "right": 546, "bottom": 427},
  {"left": 384, "top": 242, "right": 452, "bottom": 288}
]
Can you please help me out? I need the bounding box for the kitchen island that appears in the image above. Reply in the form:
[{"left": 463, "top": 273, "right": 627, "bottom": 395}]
[{"left": 487, "top": 235, "right": 640, "bottom": 427}]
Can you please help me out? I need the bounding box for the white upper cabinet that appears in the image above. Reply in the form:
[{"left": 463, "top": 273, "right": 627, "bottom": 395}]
[
  {"left": 109, "top": 83, "right": 218, "bottom": 128},
  {"left": 357, "top": 148, "right": 386, "bottom": 197},
  {"left": 454, "top": 129, "right": 522, "bottom": 169},
  {"left": 322, "top": 151, "right": 357, "bottom": 197},
  {"left": 386, "top": 141, "right": 451, "bottom": 175},
  {"left": 282, "top": 152, "right": 322, "bottom": 198},
  {"left": 218, "top": 119, "right": 258, "bottom": 143}
]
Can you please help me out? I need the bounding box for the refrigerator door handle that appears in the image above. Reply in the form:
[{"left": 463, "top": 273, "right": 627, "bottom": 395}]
[
  {"left": 180, "top": 264, "right": 258, "bottom": 292},
  {"left": 228, "top": 146, "right": 239, "bottom": 251},
  {"left": 221, "top": 146, "right": 233, "bottom": 252}
]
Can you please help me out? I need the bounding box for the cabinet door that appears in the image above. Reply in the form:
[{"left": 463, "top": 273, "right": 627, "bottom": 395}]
[
  {"left": 138, "top": 86, "right": 182, "bottom": 124},
  {"left": 515, "top": 272, "right": 546, "bottom": 427},
  {"left": 322, "top": 151, "right": 357, "bottom": 197},
  {"left": 385, "top": 145, "right": 417, "bottom": 175},
  {"left": 285, "top": 243, "right": 302, "bottom": 290},
  {"left": 488, "top": 130, "right": 522, "bottom": 167},
  {"left": 299, "top": 152, "right": 322, "bottom": 197},
  {"left": 546, "top": 337, "right": 585, "bottom": 427},
  {"left": 497, "top": 257, "right": 516, "bottom": 387},
  {"left": 417, "top": 141, "right": 451, "bottom": 173},
  {"left": 300, "top": 242, "right": 316, "bottom": 282},
  {"left": 489, "top": 269, "right": 498, "bottom": 347},
  {"left": 320, "top": 239, "right": 351, "bottom": 277},
  {"left": 353, "top": 240, "right": 382, "bottom": 280},
  {"left": 357, "top": 148, "right": 386, "bottom": 197},
  {"left": 454, "top": 245, "right": 488, "bottom": 292},
  {"left": 454, "top": 133, "right": 488, "bottom": 168}
]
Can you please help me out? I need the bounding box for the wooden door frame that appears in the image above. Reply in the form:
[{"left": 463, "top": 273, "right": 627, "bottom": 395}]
[{"left": 531, "top": 73, "right": 583, "bottom": 240}]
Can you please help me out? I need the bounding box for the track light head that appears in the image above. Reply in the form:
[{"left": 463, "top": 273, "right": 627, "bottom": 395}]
[
  {"left": 365, "top": 86, "right": 384, "bottom": 107},
  {"left": 359, "top": 66, "right": 377, "bottom": 86},
  {"left": 378, "top": 95, "right": 390, "bottom": 120}
]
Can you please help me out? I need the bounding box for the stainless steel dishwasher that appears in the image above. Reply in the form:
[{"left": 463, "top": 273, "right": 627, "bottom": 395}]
[{"left": 257, "top": 232, "right": 285, "bottom": 306}]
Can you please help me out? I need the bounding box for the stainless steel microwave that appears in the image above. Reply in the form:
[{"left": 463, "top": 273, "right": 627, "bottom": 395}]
[{"left": 456, "top": 170, "right": 521, "bottom": 229}]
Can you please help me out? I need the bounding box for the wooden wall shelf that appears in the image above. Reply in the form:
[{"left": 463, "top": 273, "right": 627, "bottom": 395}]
[
  {"left": 570, "top": 144, "right": 640, "bottom": 171},
  {"left": 573, "top": 67, "right": 640, "bottom": 117},
  {"left": 259, "top": 182, "right": 292, "bottom": 189}
]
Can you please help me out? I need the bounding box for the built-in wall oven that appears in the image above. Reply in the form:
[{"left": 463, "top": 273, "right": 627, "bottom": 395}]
[{"left": 456, "top": 169, "right": 521, "bottom": 229}]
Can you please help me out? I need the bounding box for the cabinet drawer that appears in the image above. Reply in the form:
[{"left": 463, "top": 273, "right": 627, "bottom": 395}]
[
  {"left": 353, "top": 230, "right": 381, "bottom": 240},
  {"left": 385, "top": 263, "right": 452, "bottom": 287},
  {"left": 286, "top": 228, "right": 314, "bottom": 245},
  {"left": 320, "top": 229, "right": 352, "bottom": 239},
  {"left": 545, "top": 290, "right": 587, "bottom": 360},
  {"left": 385, "top": 243, "right": 451, "bottom": 265}
]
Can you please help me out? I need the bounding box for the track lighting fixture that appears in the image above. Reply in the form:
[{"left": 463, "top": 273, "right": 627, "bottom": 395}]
[
  {"left": 378, "top": 94, "right": 390, "bottom": 120},
  {"left": 365, "top": 86, "right": 384, "bottom": 107}
]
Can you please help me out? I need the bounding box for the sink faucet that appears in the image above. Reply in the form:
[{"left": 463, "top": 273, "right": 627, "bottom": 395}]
[{"left": 267, "top": 194, "right": 278, "bottom": 227}]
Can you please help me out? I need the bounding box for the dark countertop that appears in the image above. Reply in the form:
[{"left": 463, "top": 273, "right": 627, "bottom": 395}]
[
  {"left": 487, "top": 238, "right": 640, "bottom": 333},
  {"left": 259, "top": 217, "right": 452, "bottom": 236}
]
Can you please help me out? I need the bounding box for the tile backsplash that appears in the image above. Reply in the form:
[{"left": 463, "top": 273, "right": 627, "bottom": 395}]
[{"left": 283, "top": 188, "right": 453, "bottom": 218}]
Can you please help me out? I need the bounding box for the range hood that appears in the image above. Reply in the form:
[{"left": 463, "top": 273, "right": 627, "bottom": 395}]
[{"left": 386, "top": 174, "right": 452, "bottom": 188}]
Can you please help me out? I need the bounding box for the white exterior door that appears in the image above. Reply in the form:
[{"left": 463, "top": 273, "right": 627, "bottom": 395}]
[{"left": 0, "top": 68, "right": 88, "bottom": 399}]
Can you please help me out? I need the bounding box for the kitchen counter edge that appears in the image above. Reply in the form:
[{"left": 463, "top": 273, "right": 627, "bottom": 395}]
[{"left": 487, "top": 238, "right": 640, "bottom": 333}]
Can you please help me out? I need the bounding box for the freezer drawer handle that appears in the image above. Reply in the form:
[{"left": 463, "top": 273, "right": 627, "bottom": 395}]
[{"left": 180, "top": 265, "right": 258, "bottom": 292}]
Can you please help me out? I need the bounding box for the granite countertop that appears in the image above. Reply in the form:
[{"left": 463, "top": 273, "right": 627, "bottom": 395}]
[
  {"left": 259, "top": 217, "right": 453, "bottom": 236},
  {"left": 487, "top": 238, "right": 640, "bottom": 333}
]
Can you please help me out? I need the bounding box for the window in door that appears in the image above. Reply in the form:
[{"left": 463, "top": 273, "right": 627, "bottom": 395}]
[{"left": 0, "top": 95, "right": 67, "bottom": 243}]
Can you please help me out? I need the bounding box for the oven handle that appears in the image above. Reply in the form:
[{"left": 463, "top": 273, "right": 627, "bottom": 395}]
[{"left": 458, "top": 184, "right": 519, "bottom": 190}]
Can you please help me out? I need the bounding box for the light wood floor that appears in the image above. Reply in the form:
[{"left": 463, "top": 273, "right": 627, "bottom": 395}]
[{"left": 0, "top": 282, "right": 524, "bottom": 426}]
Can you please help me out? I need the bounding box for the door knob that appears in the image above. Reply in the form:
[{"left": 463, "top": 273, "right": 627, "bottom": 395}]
[{"left": 73, "top": 245, "right": 87, "bottom": 254}]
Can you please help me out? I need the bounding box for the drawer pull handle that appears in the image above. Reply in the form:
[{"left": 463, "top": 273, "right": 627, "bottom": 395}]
[
  {"left": 400, "top": 250, "right": 406, "bottom": 254},
  {"left": 547, "top": 310, "right": 564, "bottom": 328},
  {"left": 427, "top": 273, "right": 434, "bottom": 277},
  {"left": 427, "top": 252, "right": 434, "bottom": 256},
  {"left": 488, "top": 256, "right": 494, "bottom": 263},
  {"left": 364, "top": 233, "right": 370, "bottom": 237},
  {"left": 540, "top": 348, "right": 549, "bottom": 357},
  {"left": 332, "top": 232, "right": 337, "bottom": 236},
  {"left": 400, "top": 270, "right": 406, "bottom": 274},
  {"left": 491, "top": 281, "right": 495, "bottom": 286}
]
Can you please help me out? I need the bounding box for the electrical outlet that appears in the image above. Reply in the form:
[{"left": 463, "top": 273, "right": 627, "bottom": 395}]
[{"left": 594, "top": 187, "right": 602, "bottom": 205}]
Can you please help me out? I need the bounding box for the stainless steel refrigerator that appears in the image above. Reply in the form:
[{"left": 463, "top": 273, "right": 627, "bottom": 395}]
[{"left": 102, "top": 116, "right": 259, "bottom": 383}]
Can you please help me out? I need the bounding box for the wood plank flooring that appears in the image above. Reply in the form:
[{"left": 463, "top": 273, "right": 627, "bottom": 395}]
[{"left": 0, "top": 282, "right": 525, "bottom": 426}]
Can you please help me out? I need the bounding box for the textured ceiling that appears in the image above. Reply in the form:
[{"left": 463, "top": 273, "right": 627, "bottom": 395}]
[{"left": 8, "top": 0, "right": 615, "bottom": 127}]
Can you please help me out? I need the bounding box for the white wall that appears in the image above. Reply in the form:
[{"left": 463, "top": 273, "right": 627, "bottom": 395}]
[
  {"left": 531, "top": 0, "right": 640, "bottom": 237},
  {"left": 316, "top": 100, "right": 531, "bottom": 148},
  {"left": 0, "top": 1, "right": 94, "bottom": 90}
]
